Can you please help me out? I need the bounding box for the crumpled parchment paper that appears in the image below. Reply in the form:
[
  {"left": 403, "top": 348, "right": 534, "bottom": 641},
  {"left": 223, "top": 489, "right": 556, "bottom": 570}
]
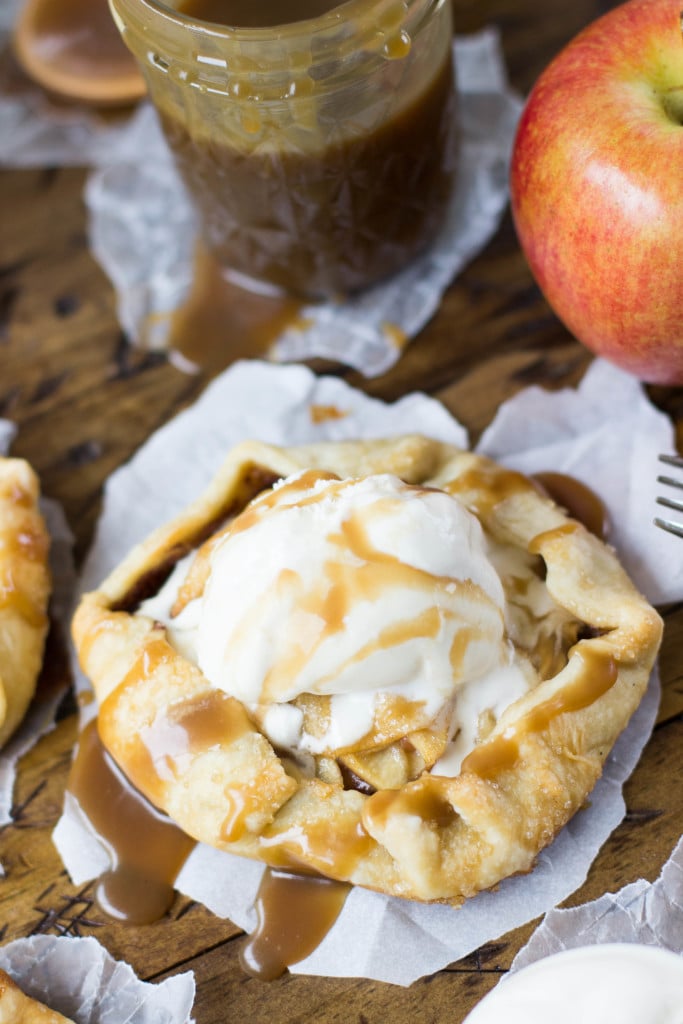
[
  {"left": 0, "top": 935, "right": 195, "bottom": 1024},
  {"left": 510, "top": 834, "right": 683, "bottom": 972}
]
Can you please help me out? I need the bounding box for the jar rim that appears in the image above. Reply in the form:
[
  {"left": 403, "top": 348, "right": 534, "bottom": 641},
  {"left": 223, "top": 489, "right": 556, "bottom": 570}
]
[
  {"left": 109, "top": 0, "right": 449, "bottom": 94},
  {"left": 113, "top": 0, "right": 430, "bottom": 43}
]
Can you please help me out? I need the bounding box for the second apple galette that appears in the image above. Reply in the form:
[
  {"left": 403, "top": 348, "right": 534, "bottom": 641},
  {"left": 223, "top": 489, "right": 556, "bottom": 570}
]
[
  {"left": 0, "top": 457, "right": 51, "bottom": 749},
  {"left": 72, "top": 436, "right": 662, "bottom": 903}
]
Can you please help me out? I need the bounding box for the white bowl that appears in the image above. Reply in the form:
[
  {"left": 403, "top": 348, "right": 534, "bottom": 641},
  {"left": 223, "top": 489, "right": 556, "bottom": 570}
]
[{"left": 464, "top": 943, "right": 683, "bottom": 1023}]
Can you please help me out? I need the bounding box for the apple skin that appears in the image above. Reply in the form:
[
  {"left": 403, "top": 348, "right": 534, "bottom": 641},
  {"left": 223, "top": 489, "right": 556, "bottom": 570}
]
[{"left": 510, "top": 0, "right": 683, "bottom": 385}]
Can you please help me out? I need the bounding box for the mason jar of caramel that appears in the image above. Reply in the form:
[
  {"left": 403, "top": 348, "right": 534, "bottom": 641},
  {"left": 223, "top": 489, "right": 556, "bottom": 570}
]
[{"left": 110, "top": 0, "right": 458, "bottom": 299}]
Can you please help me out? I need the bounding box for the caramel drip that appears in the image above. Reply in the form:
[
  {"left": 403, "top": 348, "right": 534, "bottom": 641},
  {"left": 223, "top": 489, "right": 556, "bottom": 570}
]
[
  {"left": 138, "top": 691, "right": 251, "bottom": 776},
  {"left": 450, "top": 625, "right": 479, "bottom": 674},
  {"left": 132, "top": 691, "right": 255, "bottom": 843},
  {"left": 67, "top": 719, "right": 195, "bottom": 924},
  {"left": 171, "top": 532, "right": 223, "bottom": 616},
  {"left": 105, "top": 676, "right": 252, "bottom": 829},
  {"left": 171, "top": 471, "right": 339, "bottom": 613},
  {"left": 162, "top": 245, "right": 305, "bottom": 375},
  {"left": 263, "top": 814, "right": 375, "bottom": 880},
  {"left": 309, "top": 404, "right": 348, "bottom": 424},
  {"left": 444, "top": 465, "right": 533, "bottom": 521},
  {"left": 249, "top": 496, "right": 489, "bottom": 708},
  {"left": 223, "top": 470, "right": 339, "bottom": 543},
  {"left": 97, "top": 634, "right": 244, "bottom": 790},
  {"left": 240, "top": 868, "right": 349, "bottom": 981},
  {"left": 461, "top": 646, "right": 618, "bottom": 779},
  {"left": 364, "top": 776, "right": 457, "bottom": 831},
  {"left": 533, "top": 472, "right": 609, "bottom": 540},
  {"left": 382, "top": 321, "right": 408, "bottom": 350}
]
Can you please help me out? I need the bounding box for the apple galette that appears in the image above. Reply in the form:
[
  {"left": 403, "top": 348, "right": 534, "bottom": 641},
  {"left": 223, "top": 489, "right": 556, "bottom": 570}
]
[
  {"left": 72, "top": 436, "right": 662, "bottom": 903},
  {"left": 0, "top": 970, "right": 74, "bottom": 1024},
  {"left": 0, "top": 457, "right": 51, "bottom": 749}
]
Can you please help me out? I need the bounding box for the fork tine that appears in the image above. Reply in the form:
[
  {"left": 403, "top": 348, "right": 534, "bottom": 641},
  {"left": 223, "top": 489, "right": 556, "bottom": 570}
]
[
  {"left": 654, "top": 516, "right": 683, "bottom": 538},
  {"left": 656, "top": 454, "right": 683, "bottom": 537},
  {"left": 657, "top": 473, "right": 683, "bottom": 491},
  {"left": 656, "top": 495, "right": 683, "bottom": 512}
]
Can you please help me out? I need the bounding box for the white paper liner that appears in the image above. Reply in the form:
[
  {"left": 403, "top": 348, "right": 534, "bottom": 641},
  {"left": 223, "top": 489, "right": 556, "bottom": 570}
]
[
  {"left": 53, "top": 358, "right": 677, "bottom": 985},
  {"left": 0, "top": 935, "right": 195, "bottom": 1024},
  {"left": 0, "top": 423, "right": 76, "bottom": 833}
]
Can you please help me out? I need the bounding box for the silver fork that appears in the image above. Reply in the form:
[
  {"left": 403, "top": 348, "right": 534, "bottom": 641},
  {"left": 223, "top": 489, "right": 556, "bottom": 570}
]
[{"left": 655, "top": 454, "right": 683, "bottom": 538}]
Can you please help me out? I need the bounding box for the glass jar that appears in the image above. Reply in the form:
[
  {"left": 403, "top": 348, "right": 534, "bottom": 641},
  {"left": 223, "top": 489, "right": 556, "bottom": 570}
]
[{"left": 109, "top": 0, "right": 458, "bottom": 299}]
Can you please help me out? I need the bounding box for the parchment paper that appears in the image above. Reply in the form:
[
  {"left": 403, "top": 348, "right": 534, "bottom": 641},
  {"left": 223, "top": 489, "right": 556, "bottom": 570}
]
[
  {"left": 510, "top": 834, "right": 683, "bottom": 971},
  {"left": 53, "top": 357, "right": 679, "bottom": 985},
  {"left": 0, "top": 935, "right": 195, "bottom": 1024}
]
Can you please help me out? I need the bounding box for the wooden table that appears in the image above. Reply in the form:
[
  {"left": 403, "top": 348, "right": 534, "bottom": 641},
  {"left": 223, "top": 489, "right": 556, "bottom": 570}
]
[{"left": 1, "top": 0, "right": 682, "bottom": 1020}]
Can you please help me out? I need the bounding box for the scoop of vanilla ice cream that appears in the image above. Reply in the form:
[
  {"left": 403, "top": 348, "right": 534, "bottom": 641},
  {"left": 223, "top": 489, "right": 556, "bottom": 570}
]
[
  {"left": 141, "top": 471, "right": 526, "bottom": 756},
  {"left": 464, "top": 945, "right": 683, "bottom": 1024}
]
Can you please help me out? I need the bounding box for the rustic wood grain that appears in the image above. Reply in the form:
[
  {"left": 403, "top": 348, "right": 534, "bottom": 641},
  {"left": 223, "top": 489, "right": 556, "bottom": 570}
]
[{"left": 1, "top": 0, "right": 682, "bottom": 1021}]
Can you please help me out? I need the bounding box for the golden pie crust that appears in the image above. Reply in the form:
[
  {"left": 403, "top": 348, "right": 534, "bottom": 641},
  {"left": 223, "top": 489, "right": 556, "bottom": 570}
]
[
  {"left": 0, "top": 971, "right": 74, "bottom": 1024},
  {"left": 72, "top": 436, "right": 662, "bottom": 903},
  {"left": 0, "top": 458, "right": 51, "bottom": 749}
]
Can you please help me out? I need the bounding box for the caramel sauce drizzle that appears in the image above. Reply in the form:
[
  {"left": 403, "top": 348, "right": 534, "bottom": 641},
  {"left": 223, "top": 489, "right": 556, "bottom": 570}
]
[
  {"left": 461, "top": 646, "right": 618, "bottom": 780},
  {"left": 67, "top": 718, "right": 195, "bottom": 924},
  {"left": 73, "top": 708, "right": 352, "bottom": 972},
  {"left": 444, "top": 465, "right": 533, "bottom": 521},
  {"left": 364, "top": 776, "right": 457, "bottom": 831},
  {"left": 218, "top": 477, "right": 498, "bottom": 718},
  {"left": 240, "top": 868, "right": 349, "bottom": 981},
  {"left": 309, "top": 404, "right": 348, "bottom": 424}
]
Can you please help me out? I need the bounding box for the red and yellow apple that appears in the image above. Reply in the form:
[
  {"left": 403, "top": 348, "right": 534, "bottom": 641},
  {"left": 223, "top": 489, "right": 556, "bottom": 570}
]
[{"left": 510, "top": 0, "right": 683, "bottom": 384}]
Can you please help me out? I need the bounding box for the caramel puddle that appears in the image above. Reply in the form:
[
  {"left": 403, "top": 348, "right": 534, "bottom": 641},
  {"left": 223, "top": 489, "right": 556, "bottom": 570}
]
[{"left": 157, "top": 245, "right": 305, "bottom": 375}]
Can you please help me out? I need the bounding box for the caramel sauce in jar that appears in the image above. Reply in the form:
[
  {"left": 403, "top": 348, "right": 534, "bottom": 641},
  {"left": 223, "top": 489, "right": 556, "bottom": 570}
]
[
  {"left": 179, "top": 0, "right": 344, "bottom": 27},
  {"left": 109, "top": 0, "right": 458, "bottom": 298}
]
